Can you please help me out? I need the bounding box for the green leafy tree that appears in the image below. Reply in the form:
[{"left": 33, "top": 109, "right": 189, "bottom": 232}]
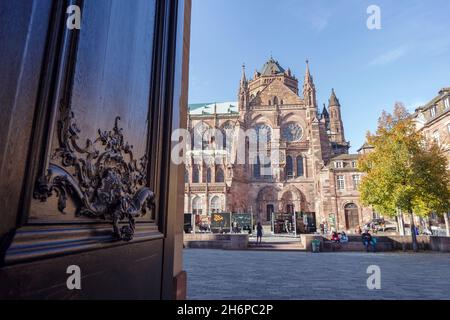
[{"left": 358, "top": 103, "right": 450, "bottom": 251}]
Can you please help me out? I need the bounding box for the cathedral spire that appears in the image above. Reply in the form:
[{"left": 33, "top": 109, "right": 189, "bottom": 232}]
[
  {"left": 328, "top": 88, "right": 345, "bottom": 145},
  {"left": 238, "top": 63, "right": 249, "bottom": 110},
  {"left": 240, "top": 63, "right": 247, "bottom": 85},
  {"left": 322, "top": 103, "right": 329, "bottom": 118},
  {"left": 305, "top": 59, "right": 312, "bottom": 82},
  {"left": 302, "top": 59, "right": 317, "bottom": 108},
  {"left": 329, "top": 88, "right": 340, "bottom": 107}
]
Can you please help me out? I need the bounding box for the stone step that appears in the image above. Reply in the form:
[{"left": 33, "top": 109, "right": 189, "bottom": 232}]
[{"left": 248, "top": 242, "right": 306, "bottom": 251}]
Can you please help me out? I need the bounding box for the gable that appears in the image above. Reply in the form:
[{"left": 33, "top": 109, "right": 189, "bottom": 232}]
[{"left": 251, "top": 79, "right": 303, "bottom": 106}]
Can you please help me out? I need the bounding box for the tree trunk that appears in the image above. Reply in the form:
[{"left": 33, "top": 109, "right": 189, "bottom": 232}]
[
  {"left": 398, "top": 209, "right": 405, "bottom": 236},
  {"left": 444, "top": 212, "right": 450, "bottom": 237},
  {"left": 410, "top": 212, "right": 418, "bottom": 252}
]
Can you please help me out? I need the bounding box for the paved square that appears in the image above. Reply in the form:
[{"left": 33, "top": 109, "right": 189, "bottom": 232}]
[{"left": 184, "top": 249, "right": 450, "bottom": 300}]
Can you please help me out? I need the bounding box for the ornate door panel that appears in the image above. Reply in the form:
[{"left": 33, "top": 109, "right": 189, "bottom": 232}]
[
  {"left": 31, "top": 0, "right": 157, "bottom": 236},
  {"left": 0, "top": 0, "right": 190, "bottom": 299}
]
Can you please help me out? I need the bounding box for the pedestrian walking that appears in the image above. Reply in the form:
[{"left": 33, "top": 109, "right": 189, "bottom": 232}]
[
  {"left": 256, "top": 222, "right": 263, "bottom": 244},
  {"left": 232, "top": 220, "right": 238, "bottom": 233}
]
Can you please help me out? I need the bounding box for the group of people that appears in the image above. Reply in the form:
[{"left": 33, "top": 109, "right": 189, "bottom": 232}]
[
  {"left": 354, "top": 223, "right": 376, "bottom": 235},
  {"left": 330, "top": 231, "right": 349, "bottom": 243},
  {"left": 198, "top": 222, "right": 211, "bottom": 233},
  {"left": 329, "top": 229, "right": 377, "bottom": 252}
]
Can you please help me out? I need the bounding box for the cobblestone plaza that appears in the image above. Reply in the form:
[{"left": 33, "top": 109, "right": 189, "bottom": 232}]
[{"left": 184, "top": 249, "right": 450, "bottom": 300}]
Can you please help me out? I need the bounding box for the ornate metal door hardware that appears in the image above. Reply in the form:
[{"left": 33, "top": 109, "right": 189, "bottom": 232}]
[{"left": 34, "top": 111, "right": 155, "bottom": 242}]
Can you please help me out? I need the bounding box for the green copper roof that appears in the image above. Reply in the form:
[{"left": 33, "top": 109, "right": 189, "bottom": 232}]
[
  {"left": 188, "top": 103, "right": 212, "bottom": 111},
  {"left": 188, "top": 102, "right": 238, "bottom": 115}
]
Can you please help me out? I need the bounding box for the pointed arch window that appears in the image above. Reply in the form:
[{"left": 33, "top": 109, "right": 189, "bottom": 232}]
[
  {"left": 286, "top": 155, "right": 293, "bottom": 178},
  {"left": 296, "top": 156, "right": 304, "bottom": 177},
  {"left": 273, "top": 96, "right": 278, "bottom": 105},
  {"left": 216, "top": 167, "right": 224, "bottom": 183},
  {"left": 222, "top": 122, "right": 234, "bottom": 151},
  {"left": 192, "top": 165, "right": 200, "bottom": 183},
  {"left": 253, "top": 156, "right": 261, "bottom": 178},
  {"left": 255, "top": 124, "right": 272, "bottom": 147},
  {"left": 193, "top": 122, "right": 212, "bottom": 151}
]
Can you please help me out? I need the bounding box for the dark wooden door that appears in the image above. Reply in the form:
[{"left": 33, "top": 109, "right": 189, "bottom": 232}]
[
  {"left": 345, "top": 204, "right": 359, "bottom": 231},
  {"left": 0, "top": 0, "right": 190, "bottom": 299}
]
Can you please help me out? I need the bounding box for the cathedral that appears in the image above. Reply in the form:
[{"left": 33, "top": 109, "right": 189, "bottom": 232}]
[{"left": 184, "top": 57, "right": 374, "bottom": 232}]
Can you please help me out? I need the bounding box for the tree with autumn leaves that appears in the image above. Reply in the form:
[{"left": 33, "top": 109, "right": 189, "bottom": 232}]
[{"left": 358, "top": 103, "right": 450, "bottom": 251}]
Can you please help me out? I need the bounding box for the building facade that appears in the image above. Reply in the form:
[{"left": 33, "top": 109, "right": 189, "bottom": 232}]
[
  {"left": 413, "top": 87, "right": 450, "bottom": 167},
  {"left": 413, "top": 87, "right": 450, "bottom": 234},
  {"left": 184, "top": 58, "right": 373, "bottom": 232}
]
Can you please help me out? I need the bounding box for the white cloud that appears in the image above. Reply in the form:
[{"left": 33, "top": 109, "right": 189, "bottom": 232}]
[
  {"left": 309, "top": 11, "right": 332, "bottom": 32},
  {"left": 368, "top": 46, "right": 408, "bottom": 67},
  {"left": 281, "top": 0, "right": 332, "bottom": 32}
]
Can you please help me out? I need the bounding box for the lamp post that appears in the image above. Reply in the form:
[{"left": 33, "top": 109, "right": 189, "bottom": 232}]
[
  {"left": 250, "top": 206, "right": 254, "bottom": 235},
  {"left": 293, "top": 211, "right": 297, "bottom": 237},
  {"left": 271, "top": 211, "right": 275, "bottom": 235}
]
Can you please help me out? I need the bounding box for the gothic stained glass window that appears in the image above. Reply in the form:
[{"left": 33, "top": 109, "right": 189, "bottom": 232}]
[
  {"left": 215, "top": 167, "right": 224, "bottom": 182},
  {"left": 286, "top": 155, "right": 293, "bottom": 178},
  {"left": 296, "top": 156, "right": 304, "bottom": 176},
  {"left": 255, "top": 124, "right": 272, "bottom": 146},
  {"left": 192, "top": 165, "right": 200, "bottom": 183},
  {"left": 282, "top": 123, "right": 303, "bottom": 142},
  {"left": 222, "top": 122, "right": 234, "bottom": 150},
  {"left": 193, "top": 121, "right": 211, "bottom": 150},
  {"left": 253, "top": 156, "right": 261, "bottom": 178}
]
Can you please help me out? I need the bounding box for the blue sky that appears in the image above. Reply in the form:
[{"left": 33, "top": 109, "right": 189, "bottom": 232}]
[{"left": 188, "top": 0, "right": 450, "bottom": 152}]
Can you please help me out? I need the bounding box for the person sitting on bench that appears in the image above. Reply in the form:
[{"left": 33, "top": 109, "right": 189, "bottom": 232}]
[
  {"left": 339, "top": 231, "right": 349, "bottom": 243},
  {"left": 361, "top": 229, "right": 376, "bottom": 252},
  {"left": 331, "top": 231, "right": 340, "bottom": 243}
]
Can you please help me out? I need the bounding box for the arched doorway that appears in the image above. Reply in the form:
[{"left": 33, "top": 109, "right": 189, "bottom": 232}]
[
  {"left": 266, "top": 204, "right": 274, "bottom": 221},
  {"left": 256, "top": 186, "right": 279, "bottom": 223},
  {"left": 280, "top": 187, "right": 303, "bottom": 213},
  {"left": 344, "top": 203, "right": 359, "bottom": 230}
]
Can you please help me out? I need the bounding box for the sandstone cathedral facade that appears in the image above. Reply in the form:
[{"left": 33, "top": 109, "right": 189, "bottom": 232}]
[{"left": 184, "top": 57, "right": 374, "bottom": 232}]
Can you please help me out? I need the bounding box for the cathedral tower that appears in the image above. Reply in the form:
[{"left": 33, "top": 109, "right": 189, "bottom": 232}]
[{"left": 328, "top": 88, "right": 346, "bottom": 145}]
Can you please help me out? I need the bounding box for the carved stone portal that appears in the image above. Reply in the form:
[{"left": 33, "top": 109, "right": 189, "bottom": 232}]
[{"left": 34, "top": 108, "right": 155, "bottom": 242}]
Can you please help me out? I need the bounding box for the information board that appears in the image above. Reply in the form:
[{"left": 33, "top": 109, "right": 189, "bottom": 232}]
[
  {"left": 232, "top": 213, "right": 252, "bottom": 231},
  {"left": 210, "top": 212, "right": 231, "bottom": 232}
]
